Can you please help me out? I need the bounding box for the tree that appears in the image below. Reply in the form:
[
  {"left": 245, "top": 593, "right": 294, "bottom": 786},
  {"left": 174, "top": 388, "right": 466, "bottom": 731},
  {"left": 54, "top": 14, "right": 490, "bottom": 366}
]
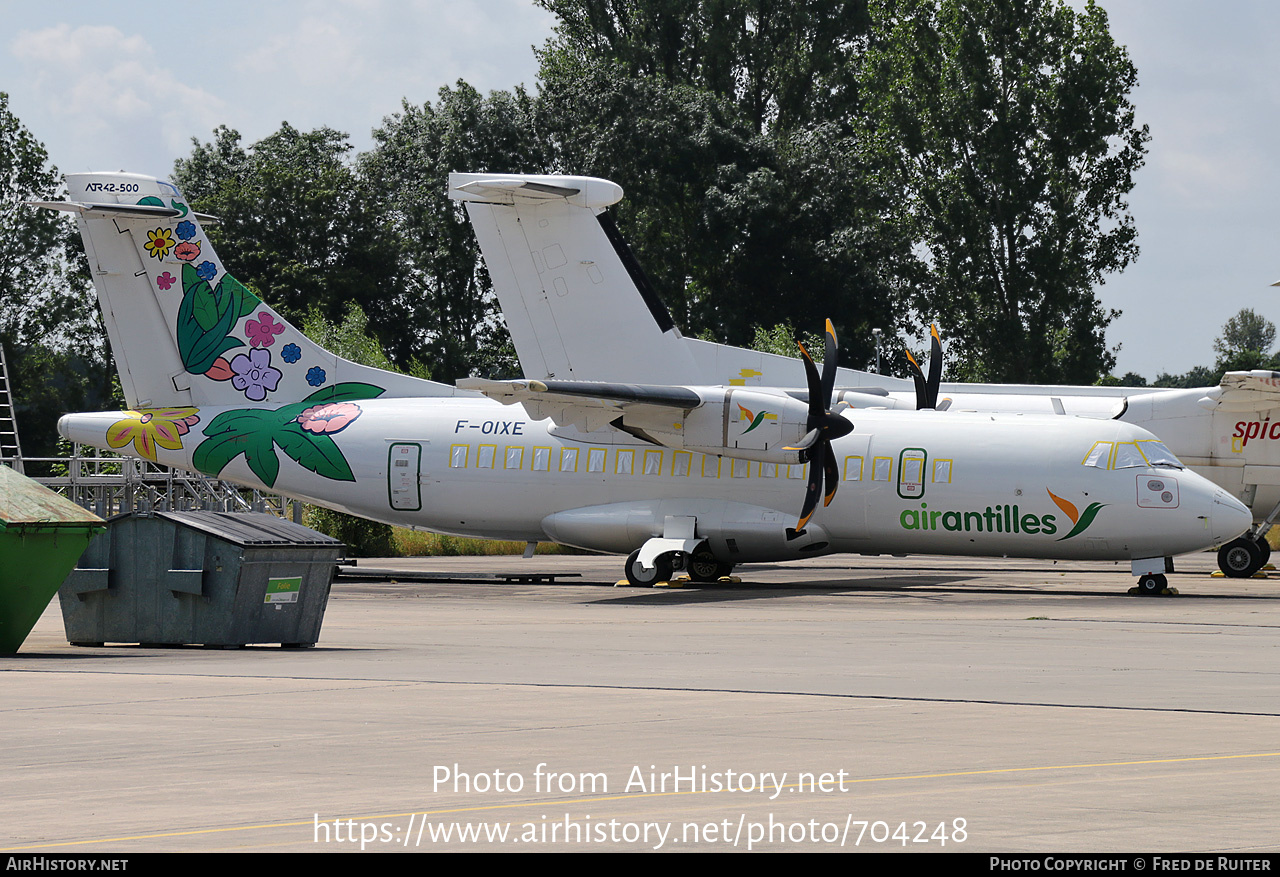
[
  {"left": 172, "top": 125, "right": 411, "bottom": 362},
  {"left": 0, "top": 92, "right": 109, "bottom": 460},
  {"left": 1214, "top": 308, "right": 1275, "bottom": 367},
  {"left": 359, "top": 82, "right": 547, "bottom": 381},
  {"left": 536, "top": 6, "right": 906, "bottom": 367},
  {"left": 535, "top": 0, "right": 868, "bottom": 134},
  {"left": 858, "top": 0, "right": 1150, "bottom": 384}
]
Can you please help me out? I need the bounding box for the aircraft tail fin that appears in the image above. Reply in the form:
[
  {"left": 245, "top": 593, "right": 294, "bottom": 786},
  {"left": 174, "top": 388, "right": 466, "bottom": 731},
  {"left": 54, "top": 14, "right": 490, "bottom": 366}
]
[
  {"left": 450, "top": 172, "right": 703, "bottom": 384},
  {"left": 36, "top": 172, "right": 454, "bottom": 411}
]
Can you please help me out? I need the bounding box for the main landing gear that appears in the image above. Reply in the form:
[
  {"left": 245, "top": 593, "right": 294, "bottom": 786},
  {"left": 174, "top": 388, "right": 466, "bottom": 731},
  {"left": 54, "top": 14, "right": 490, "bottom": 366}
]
[
  {"left": 1217, "top": 535, "right": 1272, "bottom": 579},
  {"left": 624, "top": 548, "right": 735, "bottom": 587},
  {"left": 1135, "top": 573, "right": 1169, "bottom": 595}
]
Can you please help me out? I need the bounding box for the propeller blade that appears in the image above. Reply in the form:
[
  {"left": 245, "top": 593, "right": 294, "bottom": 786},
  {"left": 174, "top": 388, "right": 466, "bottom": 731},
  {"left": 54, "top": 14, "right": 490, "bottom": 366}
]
[
  {"left": 905, "top": 348, "right": 927, "bottom": 410},
  {"left": 926, "top": 324, "right": 943, "bottom": 409},
  {"left": 797, "top": 340, "right": 824, "bottom": 425},
  {"left": 822, "top": 442, "right": 839, "bottom": 507},
  {"left": 821, "top": 318, "right": 838, "bottom": 405},
  {"left": 797, "top": 447, "right": 823, "bottom": 531}
]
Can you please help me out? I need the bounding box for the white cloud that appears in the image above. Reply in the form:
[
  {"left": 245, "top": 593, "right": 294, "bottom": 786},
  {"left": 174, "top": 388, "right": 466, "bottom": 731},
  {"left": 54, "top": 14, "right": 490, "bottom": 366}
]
[{"left": 9, "top": 23, "right": 228, "bottom": 171}]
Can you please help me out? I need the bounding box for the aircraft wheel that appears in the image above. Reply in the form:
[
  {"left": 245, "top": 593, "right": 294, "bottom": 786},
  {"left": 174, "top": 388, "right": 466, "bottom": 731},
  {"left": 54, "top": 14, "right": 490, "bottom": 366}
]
[
  {"left": 688, "top": 548, "right": 733, "bottom": 583},
  {"left": 1255, "top": 536, "right": 1272, "bottom": 566},
  {"left": 1137, "top": 573, "right": 1167, "bottom": 595},
  {"left": 1218, "top": 538, "right": 1265, "bottom": 578},
  {"left": 625, "top": 549, "right": 673, "bottom": 587}
]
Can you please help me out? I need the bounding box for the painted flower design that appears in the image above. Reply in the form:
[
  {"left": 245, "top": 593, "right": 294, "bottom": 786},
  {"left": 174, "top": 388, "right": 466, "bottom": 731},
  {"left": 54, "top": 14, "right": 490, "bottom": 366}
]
[
  {"left": 245, "top": 311, "right": 285, "bottom": 348},
  {"left": 195, "top": 260, "right": 217, "bottom": 281},
  {"left": 156, "top": 272, "right": 175, "bottom": 290},
  {"left": 174, "top": 240, "right": 202, "bottom": 262},
  {"left": 281, "top": 343, "right": 301, "bottom": 363},
  {"left": 106, "top": 408, "right": 201, "bottom": 462},
  {"left": 229, "top": 348, "right": 282, "bottom": 401},
  {"left": 306, "top": 366, "right": 327, "bottom": 387},
  {"left": 175, "top": 220, "right": 197, "bottom": 240},
  {"left": 296, "top": 402, "right": 362, "bottom": 435},
  {"left": 144, "top": 227, "right": 175, "bottom": 260}
]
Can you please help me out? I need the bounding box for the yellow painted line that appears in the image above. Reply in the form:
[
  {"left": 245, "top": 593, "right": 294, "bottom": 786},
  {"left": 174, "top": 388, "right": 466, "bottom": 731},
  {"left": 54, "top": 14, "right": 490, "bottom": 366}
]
[{"left": 6, "top": 751, "right": 1279, "bottom": 851}]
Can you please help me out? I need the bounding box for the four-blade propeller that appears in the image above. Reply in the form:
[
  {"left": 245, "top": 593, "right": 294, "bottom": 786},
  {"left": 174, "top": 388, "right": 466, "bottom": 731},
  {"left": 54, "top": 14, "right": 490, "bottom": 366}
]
[{"left": 792, "top": 319, "right": 854, "bottom": 532}]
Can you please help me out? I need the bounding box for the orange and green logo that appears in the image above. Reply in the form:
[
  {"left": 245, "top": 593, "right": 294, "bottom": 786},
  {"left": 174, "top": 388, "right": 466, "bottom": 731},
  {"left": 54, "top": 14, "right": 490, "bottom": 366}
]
[
  {"left": 737, "top": 404, "right": 777, "bottom": 435},
  {"left": 1045, "top": 489, "right": 1107, "bottom": 540}
]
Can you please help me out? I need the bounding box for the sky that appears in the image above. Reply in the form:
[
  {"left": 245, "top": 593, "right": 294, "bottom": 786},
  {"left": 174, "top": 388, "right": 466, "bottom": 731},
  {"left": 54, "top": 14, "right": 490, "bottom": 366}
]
[{"left": 2, "top": 0, "right": 1276, "bottom": 382}]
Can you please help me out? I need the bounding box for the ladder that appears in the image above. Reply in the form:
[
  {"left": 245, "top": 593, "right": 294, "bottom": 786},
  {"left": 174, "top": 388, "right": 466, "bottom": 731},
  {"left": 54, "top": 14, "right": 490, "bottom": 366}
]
[{"left": 0, "top": 345, "right": 24, "bottom": 474}]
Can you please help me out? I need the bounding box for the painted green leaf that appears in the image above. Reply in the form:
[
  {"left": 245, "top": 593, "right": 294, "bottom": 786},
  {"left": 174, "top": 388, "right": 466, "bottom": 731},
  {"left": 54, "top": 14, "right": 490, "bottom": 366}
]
[
  {"left": 192, "top": 283, "right": 219, "bottom": 331},
  {"left": 275, "top": 422, "right": 355, "bottom": 481},
  {"left": 193, "top": 410, "right": 282, "bottom": 487},
  {"left": 242, "top": 431, "right": 281, "bottom": 487},
  {"left": 302, "top": 382, "right": 387, "bottom": 404},
  {"left": 137, "top": 196, "right": 164, "bottom": 208},
  {"left": 219, "top": 273, "right": 262, "bottom": 319},
  {"left": 170, "top": 199, "right": 188, "bottom": 218}
]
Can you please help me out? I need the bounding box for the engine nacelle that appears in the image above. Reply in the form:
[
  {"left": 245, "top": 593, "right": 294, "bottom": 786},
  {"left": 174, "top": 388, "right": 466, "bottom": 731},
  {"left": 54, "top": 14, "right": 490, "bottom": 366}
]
[{"left": 643, "top": 388, "right": 817, "bottom": 465}]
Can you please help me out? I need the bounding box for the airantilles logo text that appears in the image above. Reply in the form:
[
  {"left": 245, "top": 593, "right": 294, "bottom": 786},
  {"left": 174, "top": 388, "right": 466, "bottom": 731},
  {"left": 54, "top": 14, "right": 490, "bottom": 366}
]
[{"left": 898, "top": 490, "right": 1105, "bottom": 541}]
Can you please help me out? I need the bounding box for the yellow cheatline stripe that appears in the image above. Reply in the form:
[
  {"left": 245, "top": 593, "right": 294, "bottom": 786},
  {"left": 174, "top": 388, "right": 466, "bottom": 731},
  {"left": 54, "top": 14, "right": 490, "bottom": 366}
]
[{"left": 6, "top": 751, "right": 1279, "bottom": 851}]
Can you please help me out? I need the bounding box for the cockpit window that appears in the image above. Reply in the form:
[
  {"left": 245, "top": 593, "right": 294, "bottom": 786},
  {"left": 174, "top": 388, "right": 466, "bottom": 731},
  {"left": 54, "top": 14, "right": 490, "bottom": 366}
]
[
  {"left": 1137, "top": 440, "right": 1183, "bottom": 469},
  {"left": 1082, "top": 439, "right": 1183, "bottom": 470},
  {"left": 1083, "top": 442, "right": 1111, "bottom": 469},
  {"left": 1113, "top": 442, "right": 1148, "bottom": 469}
]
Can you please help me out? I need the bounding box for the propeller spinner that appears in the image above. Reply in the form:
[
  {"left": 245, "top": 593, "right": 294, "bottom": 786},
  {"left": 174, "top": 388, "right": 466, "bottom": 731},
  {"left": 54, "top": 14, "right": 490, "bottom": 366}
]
[{"left": 791, "top": 319, "right": 854, "bottom": 532}]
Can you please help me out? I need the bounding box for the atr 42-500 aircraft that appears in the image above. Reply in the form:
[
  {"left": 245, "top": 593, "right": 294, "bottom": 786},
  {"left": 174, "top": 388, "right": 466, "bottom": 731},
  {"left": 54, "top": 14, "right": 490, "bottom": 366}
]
[
  {"left": 35, "top": 172, "right": 1250, "bottom": 592},
  {"left": 451, "top": 172, "right": 1280, "bottom": 579}
]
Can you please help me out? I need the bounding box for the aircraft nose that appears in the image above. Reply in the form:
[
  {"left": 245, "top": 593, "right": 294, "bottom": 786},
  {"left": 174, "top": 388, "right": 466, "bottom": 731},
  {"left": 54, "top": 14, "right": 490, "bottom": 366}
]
[{"left": 1208, "top": 489, "right": 1252, "bottom": 545}]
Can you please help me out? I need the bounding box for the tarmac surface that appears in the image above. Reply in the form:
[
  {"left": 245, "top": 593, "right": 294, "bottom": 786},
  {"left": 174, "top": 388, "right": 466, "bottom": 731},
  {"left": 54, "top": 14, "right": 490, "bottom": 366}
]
[{"left": 3, "top": 551, "right": 1279, "bottom": 853}]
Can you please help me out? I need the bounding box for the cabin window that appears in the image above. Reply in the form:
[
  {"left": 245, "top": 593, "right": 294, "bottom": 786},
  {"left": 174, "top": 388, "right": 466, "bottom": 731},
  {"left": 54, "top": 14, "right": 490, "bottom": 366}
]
[
  {"left": 477, "top": 445, "right": 496, "bottom": 469},
  {"left": 560, "top": 447, "right": 579, "bottom": 472},
  {"left": 872, "top": 457, "right": 892, "bottom": 482},
  {"left": 933, "top": 459, "right": 952, "bottom": 484},
  {"left": 532, "top": 447, "right": 551, "bottom": 471},
  {"left": 672, "top": 452, "right": 691, "bottom": 476},
  {"left": 702, "top": 455, "right": 721, "bottom": 478},
  {"left": 643, "top": 450, "right": 663, "bottom": 475},
  {"left": 843, "top": 456, "right": 863, "bottom": 481},
  {"left": 787, "top": 463, "right": 805, "bottom": 480},
  {"left": 615, "top": 449, "right": 634, "bottom": 475},
  {"left": 760, "top": 462, "right": 777, "bottom": 478},
  {"left": 730, "top": 458, "right": 751, "bottom": 478},
  {"left": 449, "top": 444, "right": 469, "bottom": 468},
  {"left": 505, "top": 446, "right": 523, "bottom": 469},
  {"left": 587, "top": 448, "right": 606, "bottom": 473}
]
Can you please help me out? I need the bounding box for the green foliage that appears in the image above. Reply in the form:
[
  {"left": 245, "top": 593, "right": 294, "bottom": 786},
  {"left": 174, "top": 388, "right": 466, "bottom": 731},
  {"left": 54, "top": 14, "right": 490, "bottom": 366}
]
[
  {"left": 172, "top": 125, "right": 411, "bottom": 363},
  {"left": 305, "top": 505, "right": 394, "bottom": 558},
  {"left": 1214, "top": 309, "right": 1276, "bottom": 367},
  {"left": 746, "top": 322, "right": 824, "bottom": 359},
  {"left": 857, "top": 0, "right": 1149, "bottom": 384},
  {"left": 0, "top": 92, "right": 110, "bottom": 460},
  {"left": 359, "top": 82, "right": 546, "bottom": 381}
]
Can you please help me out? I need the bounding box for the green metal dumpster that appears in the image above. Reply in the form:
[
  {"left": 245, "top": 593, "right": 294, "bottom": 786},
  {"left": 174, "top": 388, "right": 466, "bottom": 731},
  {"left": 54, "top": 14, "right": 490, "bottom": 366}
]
[
  {"left": 0, "top": 465, "right": 106, "bottom": 653},
  {"left": 59, "top": 511, "right": 343, "bottom": 648}
]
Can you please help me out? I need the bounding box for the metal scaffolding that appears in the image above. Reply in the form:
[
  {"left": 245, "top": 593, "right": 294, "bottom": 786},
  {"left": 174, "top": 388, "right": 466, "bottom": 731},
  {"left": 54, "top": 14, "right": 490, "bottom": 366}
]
[{"left": 24, "top": 445, "right": 302, "bottom": 521}]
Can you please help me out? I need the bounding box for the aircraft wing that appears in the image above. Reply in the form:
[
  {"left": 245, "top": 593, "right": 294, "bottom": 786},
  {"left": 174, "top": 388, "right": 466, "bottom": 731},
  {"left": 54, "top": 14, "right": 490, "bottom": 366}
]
[
  {"left": 1204, "top": 371, "right": 1280, "bottom": 412},
  {"left": 458, "top": 378, "right": 817, "bottom": 463},
  {"left": 458, "top": 378, "right": 701, "bottom": 435}
]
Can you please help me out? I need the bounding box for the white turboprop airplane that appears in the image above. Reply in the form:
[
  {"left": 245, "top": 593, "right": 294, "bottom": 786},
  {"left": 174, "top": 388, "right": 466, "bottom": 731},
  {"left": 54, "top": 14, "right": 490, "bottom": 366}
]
[
  {"left": 35, "top": 171, "right": 1250, "bottom": 593},
  {"left": 451, "top": 172, "right": 1280, "bottom": 579}
]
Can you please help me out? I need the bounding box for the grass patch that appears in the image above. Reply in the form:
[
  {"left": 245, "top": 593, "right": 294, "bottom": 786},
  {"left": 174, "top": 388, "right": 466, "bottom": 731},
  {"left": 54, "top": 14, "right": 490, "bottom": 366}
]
[{"left": 390, "top": 528, "right": 581, "bottom": 557}]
